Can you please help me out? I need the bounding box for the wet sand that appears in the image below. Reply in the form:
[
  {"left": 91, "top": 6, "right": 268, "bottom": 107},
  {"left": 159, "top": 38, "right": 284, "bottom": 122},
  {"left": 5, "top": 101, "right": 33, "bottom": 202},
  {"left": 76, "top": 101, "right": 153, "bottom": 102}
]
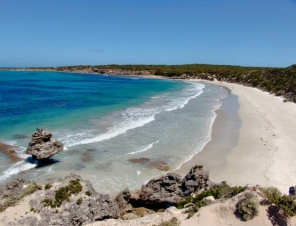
[{"left": 175, "top": 85, "right": 241, "bottom": 180}]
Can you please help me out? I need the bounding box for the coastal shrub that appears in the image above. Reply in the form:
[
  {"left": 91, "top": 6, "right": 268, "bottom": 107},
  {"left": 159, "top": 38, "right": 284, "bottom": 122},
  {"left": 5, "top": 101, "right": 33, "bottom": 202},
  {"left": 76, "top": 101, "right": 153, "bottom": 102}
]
[
  {"left": 237, "top": 197, "right": 259, "bottom": 221},
  {"left": 262, "top": 187, "right": 296, "bottom": 218},
  {"left": 0, "top": 183, "right": 41, "bottom": 212},
  {"left": 42, "top": 180, "right": 82, "bottom": 208},
  {"left": 76, "top": 197, "right": 82, "bottom": 205},
  {"left": 176, "top": 183, "right": 246, "bottom": 217},
  {"left": 85, "top": 191, "right": 91, "bottom": 196},
  {"left": 153, "top": 217, "right": 180, "bottom": 226},
  {"left": 68, "top": 180, "right": 82, "bottom": 194},
  {"left": 44, "top": 184, "right": 52, "bottom": 190}
]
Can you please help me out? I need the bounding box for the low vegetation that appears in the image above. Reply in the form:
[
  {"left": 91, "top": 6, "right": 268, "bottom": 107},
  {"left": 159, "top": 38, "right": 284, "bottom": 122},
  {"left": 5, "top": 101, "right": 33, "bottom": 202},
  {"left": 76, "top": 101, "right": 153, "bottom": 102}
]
[
  {"left": 176, "top": 183, "right": 246, "bottom": 215},
  {"left": 44, "top": 184, "right": 52, "bottom": 190},
  {"left": 261, "top": 187, "right": 296, "bottom": 218},
  {"left": 237, "top": 192, "right": 259, "bottom": 221},
  {"left": 42, "top": 180, "right": 82, "bottom": 208},
  {"left": 76, "top": 197, "right": 82, "bottom": 205},
  {"left": 0, "top": 183, "right": 42, "bottom": 212},
  {"left": 153, "top": 217, "right": 180, "bottom": 226}
]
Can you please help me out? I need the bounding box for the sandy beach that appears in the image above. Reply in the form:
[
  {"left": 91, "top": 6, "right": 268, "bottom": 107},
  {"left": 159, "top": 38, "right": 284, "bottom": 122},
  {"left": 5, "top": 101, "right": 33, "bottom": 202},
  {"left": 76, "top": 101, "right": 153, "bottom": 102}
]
[{"left": 177, "top": 80, "right": 296, "bottom": 194}]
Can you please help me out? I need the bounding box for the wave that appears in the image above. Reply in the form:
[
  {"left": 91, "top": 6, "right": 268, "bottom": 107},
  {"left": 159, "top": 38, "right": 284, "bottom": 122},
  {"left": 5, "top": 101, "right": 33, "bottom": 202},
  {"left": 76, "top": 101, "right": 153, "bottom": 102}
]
[
  {"left": 0, "top": 160, "right": 37, "bottom": 182},
  {"left": 126, "top": 140, "right": 159, "bottom": 155},
  {"left": 65, "top": 82, "right": 205, "bottom": 147}
]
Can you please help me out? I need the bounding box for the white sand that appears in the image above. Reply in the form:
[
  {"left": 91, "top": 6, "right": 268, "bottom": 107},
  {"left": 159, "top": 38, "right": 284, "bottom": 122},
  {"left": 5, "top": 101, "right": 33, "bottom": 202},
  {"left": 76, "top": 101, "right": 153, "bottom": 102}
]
[{"left": 198, "top": 81, "right": 296, "bottom": 193}]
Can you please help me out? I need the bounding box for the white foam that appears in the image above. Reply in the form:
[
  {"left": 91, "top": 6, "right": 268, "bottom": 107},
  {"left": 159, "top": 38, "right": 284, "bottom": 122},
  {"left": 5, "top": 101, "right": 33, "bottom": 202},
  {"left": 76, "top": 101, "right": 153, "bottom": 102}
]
[
  {"left": 137, "top": 171, "right": 141, "bottom": 176},
  {"left": 67, "top": 115, "right": 155, "bottom": 147},
  {"left": 0, "top": 160, "right": 37, "bottom": 182},
  {"left": 65, "top": 82, "right": 205, "bottom": 147},
  {"left": 126, "top": 140, "right": 159, "bottom": 155}
]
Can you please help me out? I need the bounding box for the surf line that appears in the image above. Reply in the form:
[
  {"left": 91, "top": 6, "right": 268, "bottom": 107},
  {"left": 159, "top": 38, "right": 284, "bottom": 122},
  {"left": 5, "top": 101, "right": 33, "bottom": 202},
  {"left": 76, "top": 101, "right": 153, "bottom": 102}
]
[{"left": 126, "top": 140, "right": 159, "bottom": 155}]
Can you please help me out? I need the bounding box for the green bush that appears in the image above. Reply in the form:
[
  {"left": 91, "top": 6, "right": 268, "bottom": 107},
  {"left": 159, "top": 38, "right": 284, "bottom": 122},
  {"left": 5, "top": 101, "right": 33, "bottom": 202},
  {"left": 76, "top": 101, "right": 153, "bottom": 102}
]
[
  {"left": 44, "top": 184, "right": 52, "bottom": 190},
  {"left": 76, "top": 197, "right": 82, "bottom": 205},
  {"left": 176, "top": 183, "right": 246, "bottom": 210},
  {"left": 68, "top": 180, "right": 82, "bottom": 194},
  {"left": 85, "top": 191, "right": 91, "bottom": 196},
  {"left": 41, "top": 180, "right": 83, "bottom": 208},
  {"left": 237, "top": 197, "right": 259, "bottom": 221},
  {"left": 262, "top": 187, "right": 296, "bottom": 217}
]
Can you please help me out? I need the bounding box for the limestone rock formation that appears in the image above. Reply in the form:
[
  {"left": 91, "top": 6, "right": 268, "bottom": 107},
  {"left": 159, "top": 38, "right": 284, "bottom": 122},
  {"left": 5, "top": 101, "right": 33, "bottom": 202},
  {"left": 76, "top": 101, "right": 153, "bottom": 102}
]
[
  {"left": 12, "top": 173, "right": 120, "bottom": 226},
  {"left": 131, "top": 165, "right": 212, "bottom": 207},
  {"left": 26, "top": 127, "right": 64, "bottom": 160},
  {"left": 179, "top": 165, "right": 210, "bottom": 197}
]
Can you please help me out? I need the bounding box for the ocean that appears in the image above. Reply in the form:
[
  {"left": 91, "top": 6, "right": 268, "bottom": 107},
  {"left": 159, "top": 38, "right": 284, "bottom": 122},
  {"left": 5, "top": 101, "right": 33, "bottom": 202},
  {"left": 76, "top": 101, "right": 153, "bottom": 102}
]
[{"left": 0, "top": 71, "right": 228, "bottom": 194}]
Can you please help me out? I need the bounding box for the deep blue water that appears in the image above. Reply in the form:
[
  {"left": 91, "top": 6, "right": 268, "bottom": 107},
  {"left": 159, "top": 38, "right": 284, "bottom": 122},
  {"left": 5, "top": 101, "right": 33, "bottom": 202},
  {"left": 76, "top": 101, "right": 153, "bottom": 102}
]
[{"left": 0, "top": 71, "right": 185, "bottom": 140}]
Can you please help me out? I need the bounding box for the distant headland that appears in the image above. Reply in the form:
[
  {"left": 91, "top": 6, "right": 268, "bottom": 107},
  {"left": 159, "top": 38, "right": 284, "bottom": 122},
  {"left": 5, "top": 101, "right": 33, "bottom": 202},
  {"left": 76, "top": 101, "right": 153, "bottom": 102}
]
[{"left": 1, "top": 63, "right": 295, "bottom": 103}]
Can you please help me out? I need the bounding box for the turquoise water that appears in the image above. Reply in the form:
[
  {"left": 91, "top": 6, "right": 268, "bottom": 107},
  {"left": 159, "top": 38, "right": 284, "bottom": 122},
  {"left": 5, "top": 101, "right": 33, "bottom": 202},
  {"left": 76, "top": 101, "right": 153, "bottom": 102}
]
[{"left": 0, "top": 71, "right": 228, "bottom": 194}]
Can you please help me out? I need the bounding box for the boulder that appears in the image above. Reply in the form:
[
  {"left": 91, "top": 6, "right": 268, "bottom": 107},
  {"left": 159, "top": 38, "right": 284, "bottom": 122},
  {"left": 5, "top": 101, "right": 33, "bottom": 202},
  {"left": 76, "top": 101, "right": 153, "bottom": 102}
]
[
  {"left": 137, "top": 173, "right": 183, "bottom": 206},
  {"left": 114, "top": 188, "right": 131, "bottom": 216},
  {"left": 26, "top": 127, "right": 64, "bottom": 160},
  {"left": 179, "top": 165, "right": 210, "bottom": 196},
  {"left": 132, "top": 165, "right": 211, "bottom": 207}
]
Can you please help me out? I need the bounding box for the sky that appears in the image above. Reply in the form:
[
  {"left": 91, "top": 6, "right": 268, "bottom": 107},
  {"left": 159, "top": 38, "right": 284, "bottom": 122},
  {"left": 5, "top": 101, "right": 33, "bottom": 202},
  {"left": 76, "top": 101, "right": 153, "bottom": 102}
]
[{"left": 0, "top": 0, "right": 295, "bottom": 67}]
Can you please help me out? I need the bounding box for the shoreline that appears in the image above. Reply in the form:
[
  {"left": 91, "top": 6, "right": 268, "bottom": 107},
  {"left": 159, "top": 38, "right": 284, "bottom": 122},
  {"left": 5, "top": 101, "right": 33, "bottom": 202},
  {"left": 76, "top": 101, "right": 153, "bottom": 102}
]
[
  {"left": 1, "top": 71, "right": 296, "bottom": 194},
  {"left": 175, "top": 85, "right": 241, "bottom": 181},
  {"left": 177, "top": 80, "right": 296, "bottom": 193}
]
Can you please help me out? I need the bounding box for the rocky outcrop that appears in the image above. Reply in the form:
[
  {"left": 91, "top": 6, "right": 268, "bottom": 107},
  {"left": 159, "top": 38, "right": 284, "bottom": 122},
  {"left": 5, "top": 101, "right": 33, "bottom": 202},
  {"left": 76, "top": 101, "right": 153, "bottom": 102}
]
[
  {"left": 0, "top": 177, "right": 28, "bottom": 202},
  {"left": 131, "top": 165, "right": 211, "bottom": 207},
  {"left": 289, "top": 185, "right": 296, "bottom": 200},
  {"left": 26, "top": 127, "right": 64, "bottom": 160},
  {"left": 179, "top": 165, "right": 210, "bottom": 197},
  {"left": 10, "top": 173, "right": 120, "bottom": 226}
]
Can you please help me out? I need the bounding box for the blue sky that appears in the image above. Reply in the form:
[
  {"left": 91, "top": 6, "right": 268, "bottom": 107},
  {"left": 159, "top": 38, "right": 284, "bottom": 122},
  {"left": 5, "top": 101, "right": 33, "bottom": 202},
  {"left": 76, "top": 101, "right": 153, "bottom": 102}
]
[{"left": 0, "top": 0, "right": 295, "bottom": 67}]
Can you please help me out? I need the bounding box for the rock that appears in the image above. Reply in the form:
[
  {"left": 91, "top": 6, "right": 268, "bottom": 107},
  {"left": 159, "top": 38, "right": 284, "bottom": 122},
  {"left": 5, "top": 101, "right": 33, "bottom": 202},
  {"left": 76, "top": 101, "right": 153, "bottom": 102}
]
[
  {"left": 0, "top": 177, "right": 27, "bottom": 201},
  {"left": 289, "top": 186, "right": 296, "bottom": 195},
  {"left": 121, "top": 212, "right": 138, "bottom": 220},
  {"left": 132, "top": 207, "right": 155, "bottom": 217},
  {"left": 128, "top": 158, "right": 150, "bottom": 164},
  {"left": 25, "top": 127, "right": 64, "bottom": 160},
  {"left": 18, "top": 216, "right": 38, "bottom": 225},
  {"left": 145, "top": 161, "right": 170, "bottom": 171},
  {"left": 129, "top": 158, "right": 170, "bottom": 171},
  {"left": 179, "top": 165, "right": 210, "bottom": 197},
  {"left": 137, "top": 173, "right": 183, "bottom": 206},
  {"left": 23, "top": 173, "right": 120, "bottom": 225},
  {"left": 202, "top": 196, "right": 215, "bottom": 204},
  {"left": 131, "top": 165, "right": 212, "bottom": 208},
  {"left": 289, "top": 186, "right": 296, "bottom": 200},
  {"left": 114, "top": 188, "right": 131, "bottom": 216}
]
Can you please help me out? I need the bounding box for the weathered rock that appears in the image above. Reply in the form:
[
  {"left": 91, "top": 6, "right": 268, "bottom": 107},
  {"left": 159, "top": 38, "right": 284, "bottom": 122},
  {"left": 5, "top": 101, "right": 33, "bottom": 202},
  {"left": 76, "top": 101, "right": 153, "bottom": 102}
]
[
  {"left": 132, "top": 165, "right": 211, "bottom": 207},
  {"left": 114, "top": 188, "right": 131, "bottom": 216},
  {"left": 0, "top": 177, "right": 28, "bottom": 202},
  {"left": 128, "top": 158, "right": 150, "bottom": 164},
  {"left": 289, "top": 186, "right": 296, "bottom": 200},
  {"left": 128, "top": 158, "right": 170, "bottom": 171},
  {"left": 132, "top": 207, "right": 155, "bottom": 217},
  {"left": 26, "top": 127, "right": 64, "bottom": 160},
  {"left": 12, "top": 173, "right": 120, "bottom": 226},
  {"left": 145, "top": 160, "right": 170, "bottom": 171},
  {"left": 179, "top": 165, "right": 210, "bottom": 196},
  {"left": 137, "top": 173, "right": 183, "bottom": 206}
]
